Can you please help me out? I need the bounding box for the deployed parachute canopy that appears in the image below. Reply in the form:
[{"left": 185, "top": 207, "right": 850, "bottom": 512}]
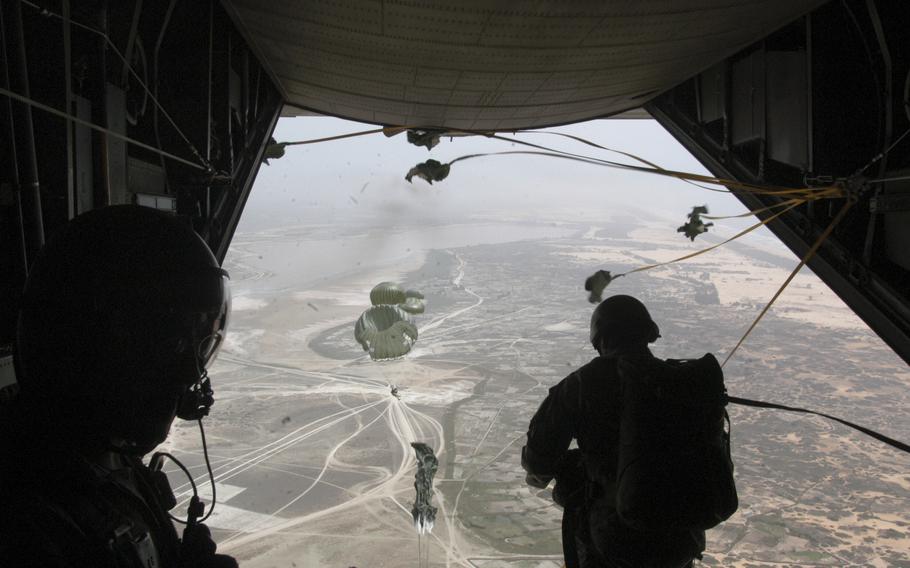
[
  {"left": 354, "top": 305, "right": 418, "bottom": 361},
  {"left": 401, "top": 289, "right": 426, "bottom": 315},
  {"left": 355, "top": 283, "right": 427, "bottom": 361},
  {"left": 369, "top": 282, "right": 407, "bottom": 306}
]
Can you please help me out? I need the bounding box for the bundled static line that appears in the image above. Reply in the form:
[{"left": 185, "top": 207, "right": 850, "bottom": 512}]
[
  {"left": 701, "top": 195, "right": 835, "bottom": 220},
  {"left": 436, "top": 149, "right": 843, "bottom": 199},
  {"left": 264, "top": 124, "right": 845, "bottom": 200},
  {"left": 510, "top": 129, "right": 721, "bottom": 193},
  {"left": 394, "top": 126, "right": 845, "bottom": 198},
  {"left": 280, "top": 126, "right": 410, "bottom": 146}
]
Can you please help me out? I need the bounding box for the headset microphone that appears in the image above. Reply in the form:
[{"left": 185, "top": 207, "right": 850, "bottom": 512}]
[
  {"left": 172, "top": 368, "right": 218, "bottom": 525},
  {"left": 177, "top": 373, "right": 215, "bottom": 421}
]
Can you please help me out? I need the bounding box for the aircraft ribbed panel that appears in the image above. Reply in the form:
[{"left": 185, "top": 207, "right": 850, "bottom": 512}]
[{"left": 221, "top": 0, "right": 825, "bottom": 130}]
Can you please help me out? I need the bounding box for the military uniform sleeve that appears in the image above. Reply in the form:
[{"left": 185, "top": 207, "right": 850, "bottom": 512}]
[
  {"left": 521, "top": 372, "right": 580, "bottom": 487},
  {"left": 0, "top": 501, "right": 88, "bottom": 568}
]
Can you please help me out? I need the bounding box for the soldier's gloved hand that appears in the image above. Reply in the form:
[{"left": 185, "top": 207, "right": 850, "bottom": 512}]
[
  {"left": 181, "top": 523, "right": 238, "bottom": 568},
  {"left": 525, "top": 472, "right": 553, "bottom": 489}
]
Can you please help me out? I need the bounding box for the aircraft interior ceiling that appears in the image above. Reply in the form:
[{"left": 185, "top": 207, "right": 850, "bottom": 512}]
[
  {"left": 223, "top": 0, "right": 827, "bottom": 130},
  {"left": 0, "top": 0, "right": 908, "bottom": 366}
]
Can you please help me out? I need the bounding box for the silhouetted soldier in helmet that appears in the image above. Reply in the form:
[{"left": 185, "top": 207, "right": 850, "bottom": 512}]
[
  {"left": 0, "top": 206, "right": 237, "bottom": 567},
  {"left": 522, "top": 295, "right": 705, "bottom": 568}
]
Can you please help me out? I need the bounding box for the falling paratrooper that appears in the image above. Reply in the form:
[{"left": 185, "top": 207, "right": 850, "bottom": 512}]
[
  {"left": 585, "top": 269, "right": 623, "bottom": 304},
  {"left": 354, "top": 282, "right": 427, "bottom": 360},
  {"left": 405, "top": 159, "right": 451, "bottom": 184},
  {"left": 406, "top": 129, "right": 444, "bottom": 151},
  {"left": 261, "top": 136, "right": 287, "bottom": 165},
  {"left": 678, "top": 205, "right": 714, "bottom": 241}
]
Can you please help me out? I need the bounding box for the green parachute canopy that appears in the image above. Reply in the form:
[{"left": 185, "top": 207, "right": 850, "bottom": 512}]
[
  {"left": 401, "top": 289, "right": 426, "bottom": 315},
  {"left": 370, "top": 282, "right": 407, "bottom": 306},
  {"left": 354, "top": 305, "right": 419, "bottom": 361}
]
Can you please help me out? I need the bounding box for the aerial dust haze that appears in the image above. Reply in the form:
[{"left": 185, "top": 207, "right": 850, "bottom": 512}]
[{"left": 157, "top": 116, "right": 910, "bottom": 567}]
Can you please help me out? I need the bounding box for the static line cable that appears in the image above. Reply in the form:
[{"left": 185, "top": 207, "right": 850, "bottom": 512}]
[
  {"left": 702, "top": 202, "right": 792, "bottom": 221},
  {"left": 274, "top": 123, "right": 841, "bottom": 199},
  {"left": 509, "top": 129, "right": 722, "bottom": 193},
  {"left": 727, "top": 396, "right": 910, "bottom": 455},
  {"left": 22, "top": 0, "right": 211, "bottom": 172},
  {"left": 453, "top": 139, "right": 739, "bottom": 192},
  {"left": 722, "top": 199, "right": 854, "bottom": 368},
  {"left": 0, "top": 85, "right": 207, "bottom": 171},
  {"left": 281, "top": 126, "right": 409, "bottom": 146},
  {"left": 499, "top": 130, "right": 739, "bottom": 193},
  {"left": 701, "top": 197, "right": 816, "bottom": 221},
  {"left": 868, "top": 173, "right": 910, "bottom": 184},
  {"left": 431, "top": 127, "right": 840, "bottom": 197},
  {"left": 699, "top": 187, "right": 839, "bottom": 221},
  {"left": 857, "top": 126, "right": 910, "bottom": 176},
  {"left": 619, "top": 200, "right": 803, "bottom": 277},
  {"left": 444, "top": 149, "right": 839, "bottom": 198}
]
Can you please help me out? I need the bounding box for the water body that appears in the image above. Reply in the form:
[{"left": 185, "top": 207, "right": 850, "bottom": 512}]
[{"left": 230, "top": 222, "right": 580, "bottom": 293}]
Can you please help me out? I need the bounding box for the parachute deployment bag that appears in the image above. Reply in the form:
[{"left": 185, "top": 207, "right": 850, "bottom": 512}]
[{"left": 615, "top": 353, "right": 738, "bottom": 531}]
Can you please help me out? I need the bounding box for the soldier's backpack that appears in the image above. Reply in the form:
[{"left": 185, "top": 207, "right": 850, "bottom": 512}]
[{"left": 615, "top": 353, "right": 738, "bottom": 532}]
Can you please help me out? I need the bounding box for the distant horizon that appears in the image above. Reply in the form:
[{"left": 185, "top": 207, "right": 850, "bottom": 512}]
[{"left": 239, "top": 116, "right": 780, "bottom": 243}]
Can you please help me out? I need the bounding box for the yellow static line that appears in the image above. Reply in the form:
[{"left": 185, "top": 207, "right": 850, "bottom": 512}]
[
  {"left": 722, "top": 199, "right": 854, "bottom": 367},
  {"left": 620, "top": 200, "right": 803, "bottom": 277}
]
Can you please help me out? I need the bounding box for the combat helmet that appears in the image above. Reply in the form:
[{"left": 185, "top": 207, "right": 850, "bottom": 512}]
[{"left": 15, "top": 205, "right": 230, "bottom": 450}]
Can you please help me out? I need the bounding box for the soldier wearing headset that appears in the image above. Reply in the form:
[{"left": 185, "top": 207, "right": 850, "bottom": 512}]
[{"left": 0, "top": 206, "right": 237, "bottom": 567}]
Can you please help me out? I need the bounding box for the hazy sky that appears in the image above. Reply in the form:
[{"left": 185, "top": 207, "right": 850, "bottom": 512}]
[{"left": 240, "top": 116, "right": 781, "bottom": 241}]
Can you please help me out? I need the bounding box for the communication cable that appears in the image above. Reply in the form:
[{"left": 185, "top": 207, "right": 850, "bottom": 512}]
[
  {"left": 150, "top": 451, "right": 203, "bottom": 525},
  {"left": 197, "top": 418, "right": 217, "bottom": 523}
]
